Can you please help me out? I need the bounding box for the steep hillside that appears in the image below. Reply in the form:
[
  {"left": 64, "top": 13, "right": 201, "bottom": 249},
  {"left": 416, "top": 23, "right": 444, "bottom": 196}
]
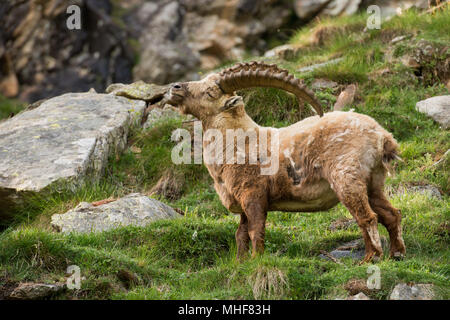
[{"left": 0, "top": 8, "right": 448, "bottom": 300}]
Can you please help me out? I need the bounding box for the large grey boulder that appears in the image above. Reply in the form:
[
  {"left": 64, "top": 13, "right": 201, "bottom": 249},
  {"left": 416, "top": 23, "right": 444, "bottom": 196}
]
[
  {"left": 416, "top": 95, "right": 450, "bottom": 129},
  {"left": 389, "top": 283, "right": 435, "bottom": 300},
  {"left": 51, "top": 193, "right": 181, "bottom": 233},
  {"left": 0, "top": 92, "right": 145, "bottom": 219}
]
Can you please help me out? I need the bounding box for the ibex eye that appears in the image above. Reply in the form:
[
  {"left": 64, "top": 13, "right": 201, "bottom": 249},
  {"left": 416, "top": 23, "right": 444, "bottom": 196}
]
[{"left": 206, "top": 92, "right": 215, "bottom": 98}]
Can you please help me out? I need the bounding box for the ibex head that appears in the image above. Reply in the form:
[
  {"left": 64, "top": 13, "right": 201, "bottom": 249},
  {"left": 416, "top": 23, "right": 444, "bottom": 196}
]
[{"left": 166, "top": 61, "right": 323, "bottom": 120}]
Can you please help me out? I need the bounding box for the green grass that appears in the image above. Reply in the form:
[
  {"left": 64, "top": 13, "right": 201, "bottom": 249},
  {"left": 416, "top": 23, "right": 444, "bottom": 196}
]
[
  {"left": 0, "top": 8, "right": 449, "bottom": 299},
  {"left": 0, "top": 94, "right": 25, "bottom": 120}
]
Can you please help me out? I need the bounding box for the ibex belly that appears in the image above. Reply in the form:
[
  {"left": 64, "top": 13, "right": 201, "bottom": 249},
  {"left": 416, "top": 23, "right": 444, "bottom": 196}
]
[{"left": 269, "top": 179, "right": 339, "bottom": 212}]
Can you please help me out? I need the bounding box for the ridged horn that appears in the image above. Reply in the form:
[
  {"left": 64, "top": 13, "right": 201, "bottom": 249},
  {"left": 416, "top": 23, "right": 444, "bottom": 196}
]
[{"left": 216, "top": 61, "right": 323, "bottom": 116}]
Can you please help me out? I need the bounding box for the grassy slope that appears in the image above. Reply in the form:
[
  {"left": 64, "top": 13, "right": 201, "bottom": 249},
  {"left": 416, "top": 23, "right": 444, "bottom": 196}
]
[{"left": 0, "top": 8, "right": 449, "bottom": 300}]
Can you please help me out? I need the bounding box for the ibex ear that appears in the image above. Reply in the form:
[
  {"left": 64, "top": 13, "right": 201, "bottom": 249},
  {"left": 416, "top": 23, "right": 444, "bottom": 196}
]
[{"left": 219, "top": 96, "right": 244, "bottom": 112}]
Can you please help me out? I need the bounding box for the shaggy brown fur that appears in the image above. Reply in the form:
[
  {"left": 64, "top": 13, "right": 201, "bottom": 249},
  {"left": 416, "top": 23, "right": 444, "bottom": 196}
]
[{"left": 166, "top": 71, "right": 406, "bottom": 263}]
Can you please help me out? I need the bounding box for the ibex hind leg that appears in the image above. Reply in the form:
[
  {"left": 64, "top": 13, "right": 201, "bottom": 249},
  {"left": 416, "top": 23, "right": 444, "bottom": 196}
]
[
  {"left": 330, "top": 174, "right": 383, "bottom": 264},
  {"left": 369, "top": 167, "right": 406, "bottom": 259}
]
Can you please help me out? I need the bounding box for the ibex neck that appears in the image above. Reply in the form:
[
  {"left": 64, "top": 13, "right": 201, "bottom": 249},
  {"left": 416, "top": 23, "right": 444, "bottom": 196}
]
[{"left": 203, "top": 105, "right": 260, "bottom": 131}]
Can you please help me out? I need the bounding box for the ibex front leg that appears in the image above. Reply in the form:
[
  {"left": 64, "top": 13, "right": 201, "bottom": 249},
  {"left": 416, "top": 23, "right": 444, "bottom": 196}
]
[
  {"left": 236, "top": 213, "right": 250, "bottom": 260},
  {"left": 242, "top": 197, "right": 268, "bottom": 258}
]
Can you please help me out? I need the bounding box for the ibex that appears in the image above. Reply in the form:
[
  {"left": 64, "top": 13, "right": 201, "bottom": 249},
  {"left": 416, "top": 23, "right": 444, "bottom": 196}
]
[{"left": 166, "top": 61, "right": 406, "bottom": 263}]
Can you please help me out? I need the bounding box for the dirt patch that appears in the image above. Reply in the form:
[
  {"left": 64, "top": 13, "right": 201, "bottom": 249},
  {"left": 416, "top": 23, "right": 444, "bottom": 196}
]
[
  {"left": 435, "top": 222, "right": 450, "bottom": 238},
  {"left": 311, "top": 23, "right": 363, "bottom": 46},
  {"left": 329, "top": 218, "right": 356, "bottom": 231},
  {"left": 150, "top": 170, "right": 185, "bottom": 200}
]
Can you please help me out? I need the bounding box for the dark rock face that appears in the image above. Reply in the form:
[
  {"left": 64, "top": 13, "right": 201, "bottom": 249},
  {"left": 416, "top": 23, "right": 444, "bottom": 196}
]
[
  {"left": 0, "top": 0, "right": 134, "bottom": 102},
  {"left": 0, "top": 0, "right": 298, "bottom": 100},
  {"left": 126, "top": 0, "right": 293, "bottom": 84},
  {"left": 127, "top": 0, "right": 201, "bottom": 85}
]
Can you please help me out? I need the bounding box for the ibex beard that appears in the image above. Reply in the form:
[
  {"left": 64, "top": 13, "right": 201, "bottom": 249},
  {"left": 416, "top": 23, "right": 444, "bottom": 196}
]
[{"left": 165, "top": 61, "right": 406, "bottom": 264}]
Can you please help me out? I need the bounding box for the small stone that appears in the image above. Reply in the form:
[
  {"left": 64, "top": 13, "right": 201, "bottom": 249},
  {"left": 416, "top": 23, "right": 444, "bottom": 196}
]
[
  {"left": 346, "top": 292, "right": 370, "bottom": 300},
  {"left": 319, "top": 237, "right": 389, "bottom": 261},
  {"left": 391, "top": 35, "right": 408, "bottom": 44},
  {"left": 390, "top": 283, "right": 435, "bottom": 300},
  {"left": 311, "top": 78, "right": 338, "bottom": 90},
  {"left": 416, "top": 95, "right": 450, "bottom": 129},
  {"left": 401, "top": 55, "right": 421, "bottom": 69},
  {"left": 51, "top": 193, "right": 181, "bottom": 233},
  {"left": 408, "top": 185, "right": 442, "bottom": 200},
  {"left": 9, "top": 282, "right": 65, "bottom": 300},
  {"left": 297, "top": 57, "right": 343, "bottom": 73},
  {"left": 432, "top": 149, "right": 449, "bottom": 169},
  {"left": 264, "top": 44, "right": 301, "bottom": 60},
  {"left": 334, "top": 84, "right": 357, "bottom": 111}
]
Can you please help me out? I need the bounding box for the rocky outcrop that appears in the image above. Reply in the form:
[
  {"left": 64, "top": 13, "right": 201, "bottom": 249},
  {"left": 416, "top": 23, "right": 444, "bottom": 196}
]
[
  {"left": 0, "top": 0, "right": 134, "bottom": 102},
  {"left": 416, "top": 96, "right": 450, "bottom": 129},
  {"left": 401, "top": 40, "right": 450, "bottom": 86},
  {"left": 0, "top": 92, "right": 145, "bottom": 219},
  {"left": 51, "top": 193, "right": 181, "bottom": 233}
]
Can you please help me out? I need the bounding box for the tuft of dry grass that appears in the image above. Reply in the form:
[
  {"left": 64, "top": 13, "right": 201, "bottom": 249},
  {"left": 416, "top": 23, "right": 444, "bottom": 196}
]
[{"left": 249, "top": 266, "right": 288, "bottom": 299}]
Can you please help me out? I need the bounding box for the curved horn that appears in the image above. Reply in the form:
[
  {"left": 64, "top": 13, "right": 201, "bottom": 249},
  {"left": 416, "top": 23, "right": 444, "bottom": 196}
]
[{"left": 216, "top": 61, "right": 323, "bottom": 116}]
